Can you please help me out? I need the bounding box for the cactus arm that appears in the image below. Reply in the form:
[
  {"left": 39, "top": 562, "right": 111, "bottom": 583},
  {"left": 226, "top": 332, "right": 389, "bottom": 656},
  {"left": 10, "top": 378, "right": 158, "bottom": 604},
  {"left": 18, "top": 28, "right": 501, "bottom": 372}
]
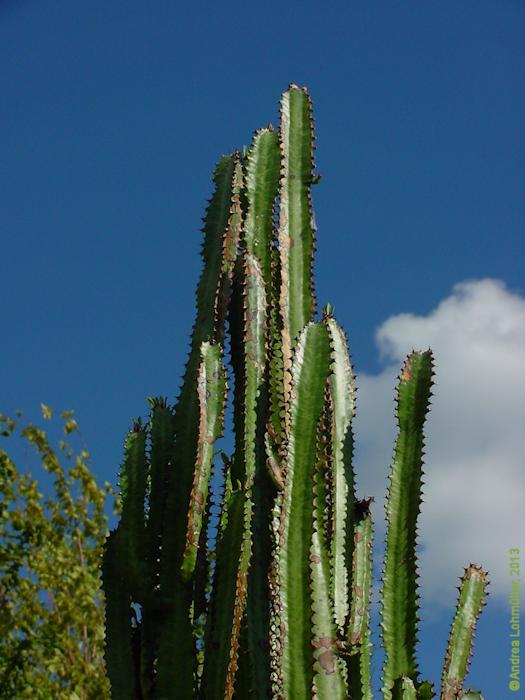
[
  {"left": 310, "top": 401, "right": 349, "bottom": 699},
  {"left": 156, "top": 155, "right": 239, "bottom": 699},
  {"left": 416, "top": 680, "right": 436, "bottom": 699},
  {"left": 277, "top": 84, "right": 317, "bottom": 434},
  {"left": 243, "top": 127, "right": 280, "bottom": 282},
  {"left": 214, "top": 155, "right": 245, "bottom": 344},
  {"left": 392, "top": 677, "right": 417, "bottom": 700},
  {"left": 461, "top": 692, "right": 484, "bottom": 700},
  {"left": 133, "top": 398, "right": 175, "bottom": 700},
  {"left": 118, "top": 422, "right": 149, "bottom": 603},
  {"left": 101, "top": 529, "right": 140, "bottom": 700},
  {"left": 440, "top": 565, "right": 488, "bottom": 700},
  {"left": 381, "top": 350, "right": 434, "bottom": 698},
  {"left": 181, "top": 343, "right": 227, "bottom": 580},
  {"left": 346, "top": 499, "right": 373, "bottom": 700},
  {"left": 202, "top": 479, "right": 252, "bottom": 699},
  {"left": 276, "top": 321, "right": 331, "bottom": 698},
  {"left": 324, "top": 312, "right": 357, "bottom": 630},
  {"left": 221, "top": 128, "right": 280, "bottom": 698},
  {"left": 145, "top": 398, "right": 175, "bottom": 587}
]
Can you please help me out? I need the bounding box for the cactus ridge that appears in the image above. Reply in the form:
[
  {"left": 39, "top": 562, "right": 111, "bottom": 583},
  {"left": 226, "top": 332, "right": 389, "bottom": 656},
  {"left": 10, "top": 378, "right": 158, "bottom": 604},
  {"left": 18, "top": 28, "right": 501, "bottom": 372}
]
[{"left": 101, "top": 87, "right": 488, "bottom": 700}]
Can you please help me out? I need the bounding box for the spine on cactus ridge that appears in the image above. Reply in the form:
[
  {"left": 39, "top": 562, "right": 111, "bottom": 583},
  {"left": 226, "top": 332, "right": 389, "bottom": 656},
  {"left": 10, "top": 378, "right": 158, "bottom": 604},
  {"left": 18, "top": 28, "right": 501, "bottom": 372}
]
[
  {"left": 440, "top": 564, "right": 488, "bottom": 700},
  {"left": 346, "top": 499, "right": 374, "bottom": 700},
  {"left": 155, "top": 153, "right": 241, "bottom": 699},
  {"left": 380, "top": 350, "right": 434, "bottom": 699}
]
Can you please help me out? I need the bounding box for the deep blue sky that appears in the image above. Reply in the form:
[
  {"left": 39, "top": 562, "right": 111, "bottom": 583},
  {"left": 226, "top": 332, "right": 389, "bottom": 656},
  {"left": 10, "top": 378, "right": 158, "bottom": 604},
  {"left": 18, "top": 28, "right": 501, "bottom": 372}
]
[{"left": 1, "top": 1, "right": 523, "bottom": 696}]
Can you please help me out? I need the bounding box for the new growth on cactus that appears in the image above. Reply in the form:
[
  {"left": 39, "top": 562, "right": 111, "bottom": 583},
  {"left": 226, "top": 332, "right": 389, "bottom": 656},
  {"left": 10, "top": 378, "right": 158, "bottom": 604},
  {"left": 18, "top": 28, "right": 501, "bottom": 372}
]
[{"left": 101, "top": 85, "right": 489, "bottom": 699}]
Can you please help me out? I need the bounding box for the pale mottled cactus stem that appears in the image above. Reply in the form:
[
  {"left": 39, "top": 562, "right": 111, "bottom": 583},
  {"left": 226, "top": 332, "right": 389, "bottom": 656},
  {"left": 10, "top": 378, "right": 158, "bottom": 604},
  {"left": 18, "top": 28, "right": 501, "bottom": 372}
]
[
  {"left": 323, "top": 310, "right": 357, "bottom": 632},
  {"left": 346, "top": 499, "right": 373, "bottom": 700},
  {"left": 274, "top": 321, "right": 331, "bottom": 698},
  {"left": 181, "top": 343, "right": 228, "bottom": 581},
  {"left": 381, "top": 350, "right": 434, "bottom": 699},
  {"left": 275, "top": 84, "right": 317, "bottom": 437},
  {"left": 440, "top": 565, "right": 488, "bottom": 700}
]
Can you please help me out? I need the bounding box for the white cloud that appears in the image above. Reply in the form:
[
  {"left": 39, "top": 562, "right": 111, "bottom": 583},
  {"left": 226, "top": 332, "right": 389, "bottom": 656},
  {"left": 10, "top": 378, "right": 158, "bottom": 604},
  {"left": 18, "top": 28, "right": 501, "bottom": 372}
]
[{"left": 352, "top": 279, "right": 525, "bottom": 610}]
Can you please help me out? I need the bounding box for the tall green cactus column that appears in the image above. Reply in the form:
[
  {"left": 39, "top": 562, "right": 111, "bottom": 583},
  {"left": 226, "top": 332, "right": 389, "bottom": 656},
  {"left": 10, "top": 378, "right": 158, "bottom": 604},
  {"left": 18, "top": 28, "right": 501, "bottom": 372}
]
[{"left": 101, "top": 84, "right": 489, "bottom": 700}]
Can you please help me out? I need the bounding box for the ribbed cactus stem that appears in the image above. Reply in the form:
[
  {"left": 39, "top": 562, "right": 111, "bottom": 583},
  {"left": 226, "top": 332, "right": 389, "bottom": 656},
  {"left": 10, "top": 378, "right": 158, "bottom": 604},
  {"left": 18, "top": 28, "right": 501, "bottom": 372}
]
[
  {"left": 440, "top": 565, "right": 489, "bottom": 700},
  {"left": 180, "top": 342, "right": 227, "bottom": 581},
  {"left": 310, "top": 395, "right": 348, "bottom": 699},
  {"left": 346, "top": 499, "right": 373, "bottom": 700},
  {"left": 381, "top": 350, "right": 434, "bottom": 699},
  {"left": 276, "top": 84, "right": 317, "bottom": 437},
  {"left": 274, "top": 321, "right": 331, "bottom": 698}
]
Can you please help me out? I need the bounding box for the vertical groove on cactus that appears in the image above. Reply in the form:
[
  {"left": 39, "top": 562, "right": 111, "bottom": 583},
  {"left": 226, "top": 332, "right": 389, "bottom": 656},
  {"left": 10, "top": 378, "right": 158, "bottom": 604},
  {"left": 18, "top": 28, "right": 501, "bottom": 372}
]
[
  {"left": 440, "top": 565, "right": 488, "bottom": 700},
  {"left": 381, "top": 350, "right": 434, "bottom": 699}
]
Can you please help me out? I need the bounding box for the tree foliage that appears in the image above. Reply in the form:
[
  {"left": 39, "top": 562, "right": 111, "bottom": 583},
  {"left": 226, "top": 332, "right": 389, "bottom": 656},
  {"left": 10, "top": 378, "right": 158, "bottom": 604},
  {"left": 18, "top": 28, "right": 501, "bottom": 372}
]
[{"left": 0, "top": 405, "right": 116, "bottom": 699}]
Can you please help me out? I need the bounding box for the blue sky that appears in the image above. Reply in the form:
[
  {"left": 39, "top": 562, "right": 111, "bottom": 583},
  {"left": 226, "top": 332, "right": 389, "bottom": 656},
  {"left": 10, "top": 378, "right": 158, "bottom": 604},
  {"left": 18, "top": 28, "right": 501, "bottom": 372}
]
[{"left": 1, "top": 1, "right": 524, "bottom": 696}]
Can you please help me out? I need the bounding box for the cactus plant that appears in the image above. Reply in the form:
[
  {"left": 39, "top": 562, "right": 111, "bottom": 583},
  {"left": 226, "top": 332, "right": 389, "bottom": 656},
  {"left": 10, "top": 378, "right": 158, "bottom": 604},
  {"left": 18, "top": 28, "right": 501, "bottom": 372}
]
[{"left": 101, "top": 84, "right": 488, "bottom": 699}]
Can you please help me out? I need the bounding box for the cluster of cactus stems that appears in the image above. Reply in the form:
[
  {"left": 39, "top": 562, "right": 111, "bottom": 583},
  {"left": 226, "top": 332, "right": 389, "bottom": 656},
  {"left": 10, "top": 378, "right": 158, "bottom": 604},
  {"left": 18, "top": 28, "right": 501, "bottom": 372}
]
[{"left": 101, "top": 85, "right": 489, "bottom": 699}]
